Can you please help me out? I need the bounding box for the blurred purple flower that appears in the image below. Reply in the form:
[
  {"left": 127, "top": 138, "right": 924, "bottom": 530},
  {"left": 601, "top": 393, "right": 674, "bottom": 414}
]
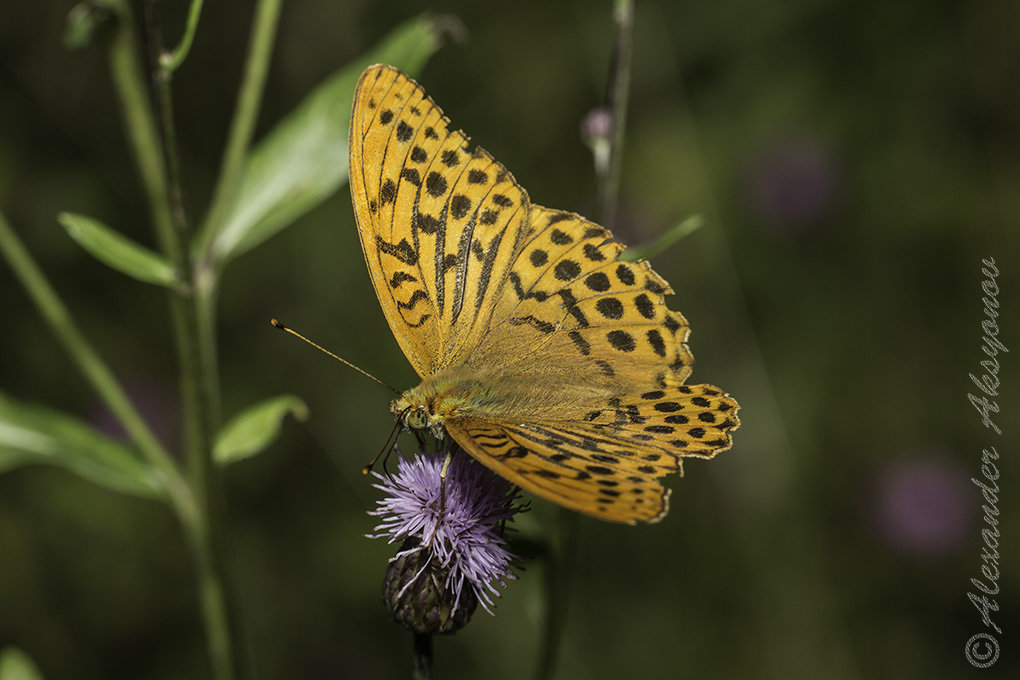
[
  {"left": 745, "top": 133, "right": 841, "bottom": 231},
  {"left": 871, "top": 458, "right": 972, "bottom": 557},
  {"left": 369, "top": 443, "right": 526, "bottom": 622},
  {"left": 581, "top": 106, "right": 613, "bottom": 144},
  {"left": 90, "top": 378, "right": 178, "bottom": 450}
]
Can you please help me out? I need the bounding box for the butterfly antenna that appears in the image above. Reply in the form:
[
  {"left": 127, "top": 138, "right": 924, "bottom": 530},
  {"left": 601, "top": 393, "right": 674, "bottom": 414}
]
[{"left": 271, "top": 319, "right": 401, "bottom": 395}]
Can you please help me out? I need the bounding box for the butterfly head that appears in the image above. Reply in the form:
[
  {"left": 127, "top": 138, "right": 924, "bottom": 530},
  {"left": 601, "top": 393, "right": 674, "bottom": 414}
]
[
  {"left": 392, "top": 392, "right": 446, "bottom": 440},
  {"left": 403, "top": 406, "right": 430, "bottom": 431}
]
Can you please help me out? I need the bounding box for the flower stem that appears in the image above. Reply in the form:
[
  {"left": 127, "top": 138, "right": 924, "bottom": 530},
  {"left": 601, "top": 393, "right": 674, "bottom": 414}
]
[
  {"left": 195, "top": 0, "right": 283, "bottom": 261},
  {"left": 596, "top": 0, "right": 635, "bottom": 227},
  {"left": 159, "top": 0, "right": 204, "bottom": 73},
  {"left": 413, "top": 633, "right": 433, "bottom": 680},
  {"left": 534, "top": 509, "right": 579, "bottom": 680}
]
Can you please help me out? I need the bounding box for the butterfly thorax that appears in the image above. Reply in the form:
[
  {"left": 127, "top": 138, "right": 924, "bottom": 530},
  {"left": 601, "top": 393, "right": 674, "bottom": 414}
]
[{"left": 391, "top": 367, "right": 507, "bottom": 439}]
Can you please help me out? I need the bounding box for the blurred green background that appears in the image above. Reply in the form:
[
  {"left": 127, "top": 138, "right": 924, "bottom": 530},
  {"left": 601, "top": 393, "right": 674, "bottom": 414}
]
[{"left": 1, "top": 1, "right": 1017, "bottom": 678}]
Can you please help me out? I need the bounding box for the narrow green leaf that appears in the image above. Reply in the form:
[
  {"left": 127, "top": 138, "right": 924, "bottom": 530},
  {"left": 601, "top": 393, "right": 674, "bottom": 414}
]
[
  {"left": 214, "top": 395, "right": 308, "bottom": 465},
  {"left": 58, "top": 212, "right": 177, "bottom": 287},
  {"left": 208, "top": 14, "right": 449, "bottom": 265},
  {"left": 0, "top": 648, "right": 45, "bottom": 680},
  {"left": 619, "top": 215, "right": 704, "bottom": 262},
  {"left": 0, "top": 391, "right": 164, "bottom": 499}
]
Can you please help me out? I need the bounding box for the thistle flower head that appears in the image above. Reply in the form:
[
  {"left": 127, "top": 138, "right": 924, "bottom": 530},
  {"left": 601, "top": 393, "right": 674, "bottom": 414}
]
[{"left": 369, "top": 442, "right": 526, "bottom": 632}]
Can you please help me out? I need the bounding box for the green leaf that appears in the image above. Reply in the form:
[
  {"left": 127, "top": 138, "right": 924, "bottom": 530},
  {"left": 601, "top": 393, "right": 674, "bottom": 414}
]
[
  {"left": 214, "top": 395, "right": 308, "bottom": 465},
  {"left": 0, "top": 391, "right": 164, "bottom": 499},
  {"left": 64, "top": 1, "right": 118, "bottom": 52},
  {"left": 58, "top": 212, "right": 177, "bottom": 287},
  {"left": 0, "top": 648, "right": 45, "bottom": 680},
  {"left": 208, "top": 15, "right": 450, "bottom": 265},
  {"left": 619, "top": 215, "right": 704, "bottom": 262}
]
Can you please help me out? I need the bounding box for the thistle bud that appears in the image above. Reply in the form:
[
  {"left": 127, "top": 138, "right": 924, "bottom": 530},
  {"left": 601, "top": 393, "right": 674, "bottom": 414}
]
[{"left": 382, "top": 538, "right": 478, "bottom": 634}]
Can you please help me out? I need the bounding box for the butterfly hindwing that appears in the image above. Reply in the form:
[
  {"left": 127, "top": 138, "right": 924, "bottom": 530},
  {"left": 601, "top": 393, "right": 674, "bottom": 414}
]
[{"left": 445, "top": 384, "right": 739, "bottom": 523}]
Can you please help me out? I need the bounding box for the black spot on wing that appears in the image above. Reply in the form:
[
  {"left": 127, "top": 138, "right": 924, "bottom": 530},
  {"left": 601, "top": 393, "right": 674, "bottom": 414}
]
[
  {"left": 389, "top": 271, "right": 417, "bottom": 288},
  {"left": 400, "top": 168, "right": 421, "bottom": 186},
  {"left": 607, "top": 330, "right": 636, "bottom": 352},
  {"left": 396, "top": 120, "right": 414, "bottom": 142},
  {"left": 413, "top": 211, "right": 440, "bottom": 235},
  {"left": 554, "top": 259, "right": 581, "bottom": 280},
  {"left": 568, "top": 330, "right": 591, "bottom": 355},
  {"left": 451, "top": 194, "right": 472, "bottom": 219},
  {"left": 550, "top": 229, "right": 572, "bottom": 245},
  {"left": 509, "top": 315, "right": 556, "bottom": 334},
  {"left": 646, "top": 329, "right": 666, "bottom": 356},
  {"left": 635, "top": 293, "right": 655, "bottom": 319},
  {"left": 585, "top": 273, "right": 610, "bottom": 292},
  {"left": 397, "top": 289, "right": 429, "bottom": 310},
  {"left": 596, "top": 297, "right": 624, "bottom": 319},
  {"left": 380, "top": 179, "right": 397, "bottom": 204},
  {"left": 376, "top": 236, "right": 417, "bottom": 265},
  {"left": 426, "top": 171, "right": 448, "bottom": 198}
]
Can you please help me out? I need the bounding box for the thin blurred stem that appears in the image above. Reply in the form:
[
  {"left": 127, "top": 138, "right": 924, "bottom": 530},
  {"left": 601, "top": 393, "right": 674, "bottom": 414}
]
[
  {"left": 597, "top": 0, "right": 634, "bottom": 227},
  {"left": 0, "top": 211, "right": 194, "bottom": 520},
  {"left": 536, "top": 5, "right": 634, "bottom": 678},
  {"left": 534, "top": 509, "right": 579, "bottom": 680},
  {"left": 159, "top": 0, "right": 204, "bottom": 73},
  {"left": 105, "top": 0, "right": 176, "bottom": 256},
  {"left": 413, "top": 633, "right": 433, "bottom": 680},
  {"left": 196, "top": 0, "right": 282, "bottom": 261}
]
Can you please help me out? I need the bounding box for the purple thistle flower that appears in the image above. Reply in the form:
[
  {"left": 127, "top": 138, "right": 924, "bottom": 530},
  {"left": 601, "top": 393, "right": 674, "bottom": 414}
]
[{"left": 369, "top": 442, "right": 527, "bottom": 631}]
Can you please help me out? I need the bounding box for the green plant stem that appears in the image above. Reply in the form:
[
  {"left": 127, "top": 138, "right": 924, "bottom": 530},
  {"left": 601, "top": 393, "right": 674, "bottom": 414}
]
[
  {"left": 413, "top": 633, "right": 433, "bottom": 680},
  {"left": 0, "top": 211, "right": 193, "bottom": 518},
  {"left": 108, "top": 2, "right": 242, "bottom": 678},
  {"left": 106, "top": 0, "right": 176, "bottom": 256},
  {"left": 597, "top": 0, "right": 634, "bottom": 227},
  {"left": 534, "top": 509, "right": 579, "bottom": 680},
  {"left": 196, "top": 0, "right": 283, "bottom": 261},
  {"left": 159, "top": 0, "right": 204, "bottom": 73}
]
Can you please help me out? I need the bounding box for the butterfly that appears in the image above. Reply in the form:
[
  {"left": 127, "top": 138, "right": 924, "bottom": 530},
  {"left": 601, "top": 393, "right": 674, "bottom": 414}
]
[{"left": 348, "top": 64, "right": 739, "bottom": 524}]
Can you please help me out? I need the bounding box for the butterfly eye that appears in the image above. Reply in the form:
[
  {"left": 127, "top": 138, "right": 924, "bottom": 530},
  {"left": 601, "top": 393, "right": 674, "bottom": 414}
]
[{"left": 404, "top": 407, "right": 429, "bottom": 431}]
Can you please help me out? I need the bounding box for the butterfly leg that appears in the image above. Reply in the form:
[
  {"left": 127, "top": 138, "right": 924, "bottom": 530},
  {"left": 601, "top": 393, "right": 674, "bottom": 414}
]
[
  {"left": 362, "top": 416, "right": 404, "bottom": 477},
  {"left": 425, "top": 449, "right": 453, "bottom": 546}
]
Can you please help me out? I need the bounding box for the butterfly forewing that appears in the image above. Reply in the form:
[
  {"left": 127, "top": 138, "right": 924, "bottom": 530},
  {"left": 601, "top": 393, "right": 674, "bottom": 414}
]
[{"left": 350, "top": 64, "right": 529, "bottom": 377}]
